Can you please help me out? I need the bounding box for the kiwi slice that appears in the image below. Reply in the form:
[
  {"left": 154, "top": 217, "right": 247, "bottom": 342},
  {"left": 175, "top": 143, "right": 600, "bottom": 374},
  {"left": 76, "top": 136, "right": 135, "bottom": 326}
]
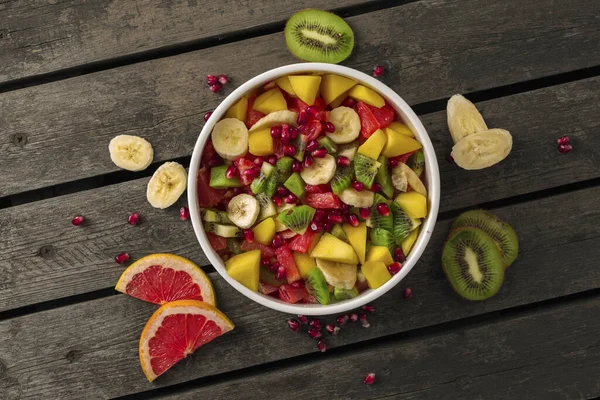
[
  {"left": 408, "top": 150, "right": 425, "bottom": 178},
  {"left": 277, "top": 205, "right": 316, "bottom": 235},
  {"left": 204, "top": 222, "right": 241, "bottom": 238},
  {"left": 370, "top": 228, "right": 395, "bottom": 257},
  {"left": 251, "top": 162, "right": 275, "bottom": 194},
  {"left": 202, "top": 209, "right": 232, "bottom": 224},
  {"left": 265, "top": 156, "right": 294, "bottom": 197},
  {"left": 305, "top": 267, "right": 331, "bottom": 305},
  {"left": 284, "top": 172, "right": 306, "bottom": 199},
  {"left": 330, "top": 224, "right": 348, "bottom": 242},
  {"left": 284, "top": 9, "right": 354, "bottom": 64},
  {"left": 391, "top": 202, "right": 419, "bottom": 244},
  {"left": 371, "top": 193, "right": 394, "bottom": 232},
  {"left": 333, "top": 286, "right": 359, "bottom": 300},
  {"left": 354, "top": 153, "right": 379, "bottom": 189},
  {"left": 442, "top": 228, "right": 504, "bottom": 301},
  {"left": 331, "top": 162, "right": 354, "bottom": 195},
  {"left": 318, "top": 137, "right": 338, "bottom": 153},
  {"left": 338, "top": 141, "right": 358, "bottom": 160},
  {"left": 451, "top": 210, "right": 518, "bottom": 268},
  {"left": 293, "top": 135, "right": 307, "bottom": 162},
  {"left": 375, "top": 155, "right": 395, "bottom": 198},
  {"left": 227, "top": 238, "right": 242, "bottom": 254},
  {"left": 209, "top": 165, "right": 242, "bottom": 189}
]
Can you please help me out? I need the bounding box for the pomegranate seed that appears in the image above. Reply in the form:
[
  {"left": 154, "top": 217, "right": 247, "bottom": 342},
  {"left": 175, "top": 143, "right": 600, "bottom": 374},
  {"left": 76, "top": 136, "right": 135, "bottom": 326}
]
[
  {"left": 206, "top": 74, "right": 217, "bottom": 85},
  {"left": 267, "top": 155, "right": 278, "bottom": 165},
  {"left": 359, "top": 313, "right": 370, "bottom": 328},
  {"left": 306, "top": 139, "right": 319, "bottom": 152},
  {"left": 208, "top": 157, "right": 222, "bottom": 167},
  {"left": 337, "top": 314, "right": 350, "bottom": 325},
  {"left": 557, "top": 135, "right": 571, "bottom": 145},
  {"left": 328, "top": 211, "right": 343, "bottom": 224},
  {"left": 371, "top": 182, "right": 382, "bottom": 193},
  {"left": 341, "top": 203, "right": 350, "bottom": 214},
  {"left": 314, "top": 209, "right": 326, "bottom": 222},
  {"left": 270, "top": 126, "right": 281, "bottom": 139},
  {"left": 270, "top": 261, "right": 280, "bottom": 273},
  {"left": 297, "top": 315, "right": 309, "bottom": 324},
  {"left": 287, "top": 319, "right": 300, "bottom": 332},
  {"left": 281, "top": 126, "right": 291, "bottom": 145},
  {"left": 254, "top": 157, "right": 264, "bottom": 166},
  {"left": 115, "top": 252, "right": 130, "bottom": 264},
  {"left": 203, "top": 111, "right": 213, "bottom": 122},
  {"left": 352, "top": 181, "right": 364, "bottom": 192},
  {"left": 312, "top": 147, "right": 327, "bottom": 158},
  {"left": 388, "top": 262, "right": 402, "bottom": 275},
  {"left": 395, "top": 248, "right": 406, "bottom": 262},
  {"left": 325, "top": 324, "right": 340, "bottom": 335},
  {"left": 337, "top": 155, "right": 350, "bottom": 167},
  {"left": 179, "top": 206, "right": 190, "bottom": 221},
  {"left": 218, "top": 74, "right": 228, "bottom": 85},
  {"left": 447, "top": 154, "right": 455, "bottom": 163},
  {"left": 272, "top": 235, "right": 283, "bottom": 248},
  {"left": 377, "top": 203, "right": 390, "bottom": 216},
  {"left": 317, "top": 339, "right": 327, "bottom": 352},
  {"left": 389, "top": 158, "right": 399, "bottom": 167},
  {"left": 275, "top": 265, "right": 286, "bottom": 280},
  {"left": 364, "top": 373, "right": 376, "bottom": 385},
  {"left": 309, "top": 319, "right": 321, "bottom": 329},
  {"left": 127, "top": 212, "right": 140, "bottom": 226},
  {"left": 303, "top": 154, "right": 314, "bottom": 168},
  {"left": 209, "top": 83, "right": 221, "bottom": 93},
  {"left": 71, "top": 215, "right": 85, "bottom": 226},
  {"left": 290, "top": 127, "right": 299, "bottom": 139},
  {"left": 283, "top": 145, "right": 296, "bottom": 156},
  {"left": 310, "top": 221, "right": 323, "bottom": 232},
  {"left": 404, "top": 287, "right": 413, "bottom": 299},
  {"left": 362, "top": 304, "right": 375, "bottom": 313},
  {"left": 285, "top": 193, "right": 298, "bottom": 204},
  {"left": 324, "top": 220, "right": 334, "bottom": 231},
  {"left": 273, "top": 196, "right": 283, "bottom": 207},
  {"left": 342, "top": 97, "right": 356, "bottom": 108},
  {"left": 244, "top": 167, "right": 260, "bottom": 178},
  {"left": 325, "top": 122, "right": 336, "bottom": 133},
  {"left": 297, "top": 110, "right": 308, "bottom": 125},
  {"left": 308, "top": 328, "right": 322, "bottom": 340},
  {"left": 276, "top": 186, "right": 289, "bottom": 196},
  {"left": 350, "top": 313, "right": 358, "bottom": 323},
  {"left": 348, "top": 214, "right": 360, "bottom": 227},
  {"left": 559, "top": 143, "right": 573, "bottom": 154},
  {"left": 372, "top": 65, "right": 385, "bottom": 77},
  {"left": 292, "top": 160, "right": 303, "bottom": 172},
  {"left": 291, "top": 280, "right": 305, "bottom": 288},
  {"left": 243, "top": 229, "right": 254, "bottom": 242},
  {"left": 226, "top": 165, "right": 238, "bottom": 179},
  {"left": 359, "top": 207, "right": 370, "bottom": 219},
  {"left": 261, "top": 258, "right": 271, "bottom": 268},
  {"left": 306, "top": 106, "right": 320, "bottom": 119},
  {"left": 232, "top": 187, "right": 243, "bottom": 195}
]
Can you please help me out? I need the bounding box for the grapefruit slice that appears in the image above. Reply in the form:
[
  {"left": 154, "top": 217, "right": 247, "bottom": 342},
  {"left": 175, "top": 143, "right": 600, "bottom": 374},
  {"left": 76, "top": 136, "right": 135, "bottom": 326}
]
[
  {"left": 139, "top": 300, "right": 234, "bottom": 381},
  {"left": 115, "top": 254, "right": 215, "bottom": 306}
]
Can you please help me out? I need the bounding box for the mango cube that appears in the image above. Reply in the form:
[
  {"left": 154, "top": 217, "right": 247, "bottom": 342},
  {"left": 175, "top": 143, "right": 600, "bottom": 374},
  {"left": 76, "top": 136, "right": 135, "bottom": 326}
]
[
  {"left": 401, "top": 227, "right": 420, "bottom": 256},
  {"left": 348, "top": 85, "right": 385, "bottom": 108},
  {"left": 366, "top": 246, "right": 394, "bottom": 266},
  {"left": 292, "top": 252, "right": 317, "bottom": 279},
  {"left": 248, "top": 128, "right": 274, "bottom": 156},
  {"left": 310, "top": 233, "right": 359, "bottom": 264},
  {"left": 320, "top": 74, "right": 357, "bottom": 104},
  {"left": 395, "top": 191, "right": 428, "bottom": 219},
  {"left": 343, "top": 222, "right": 367, "bottom": 264},
  {"left": 361, "top": 260, "right": 392, "bottom": 289},
  {"left": 275, "top": 76, "right": 296, "bottom": 96},
  {"left": 252, "top": 217, "right": 276, "bottom": 246},
  {"left": 225, "top": 249, "right": 261, "bottom": 291},
  {"left": 253, "top": 88, "right": 287, "bottom": 114},
  {"left": 328, "top": 94, "right": 346, "bottom": 108},
  {"left": 382, "top": 128, "right": 423, "bottom": 158},
  {"left": 288, "top": 75, "right": 322, "bottom": 105},
  {"left": 388, "top": 121, "right": 414, "bottom": 137},
  {"left": 225, "top": 95, "right": 249, "bottom": 122},
  {"left": 358, "top": 129, "right": 387, "bottom": 159}
]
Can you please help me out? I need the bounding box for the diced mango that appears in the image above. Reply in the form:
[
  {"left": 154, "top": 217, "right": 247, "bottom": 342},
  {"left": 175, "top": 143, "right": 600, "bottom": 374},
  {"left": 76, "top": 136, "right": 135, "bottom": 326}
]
[
  {"left": 310, "top": 233, "right": 359, "bottom": 264},
  {"left": 309, "top": 232, "right": 323, "bottom": 253},
  {"left": 253, "top": 88, "right": 287, "bottom": 114},
  {"left": 343, "top": 222, "right": 367, "bottom": 264},
  {"left": 366, "top": 246, "right": 394, "bottom": 266},
  {"left": 320, "top": 74, "right": 357, "bottom": 104},
  {"left": 361, "top": 260, "right": 392, "bottom": 289},
  {"left": 329, "top": 94, "right": 346, "bottom": 108},
  {"left": 292, "top": 252, "right": 317, "bottom": 279},
  {"left": 275, "top": 76, "right": 295, "bottom": 96},
  {"left": 382, "top": 128, "right": 423, "bottom": 158},
  {"left": 225, "top": 95, "right": 249, "bottom": 122},
  {"left": 348, "top": 85, "right": 385, "bottom": 108},
  {"left": 358, "top": 129, "right": 387, "bottom": 159},
  {"left": 388, "top": 121, "right": 414, "bottom": 137},
  {"left": 252, "top": 217, "right": 276, "bottom": 246},
  {"left": 225, "top": 250, "right": 261, "bottom": 291},
  {"left": 401, "top": 227, "right": 420, "bottom": 256},
  {"left": 395, "top": 191, "right": 428, "bottom": 219},
  {"left": 288, "top": 75, "right": 322, "bottom": 105},
  {"left": 248, "top": 128, "right": 274, "bottom": 156}
]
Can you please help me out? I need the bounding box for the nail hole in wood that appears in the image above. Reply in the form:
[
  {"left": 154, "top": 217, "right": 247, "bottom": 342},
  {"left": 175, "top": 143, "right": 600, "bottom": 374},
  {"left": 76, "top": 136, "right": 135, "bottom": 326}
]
[
  {"left": 65, "top": 350, "right": 82, "bottom": 363},
  {"left": 12, "top": 133, "right": 28, "bottom": 147},
  {"left": 38, "top": 245, "right": 55, "bottom": 259}
]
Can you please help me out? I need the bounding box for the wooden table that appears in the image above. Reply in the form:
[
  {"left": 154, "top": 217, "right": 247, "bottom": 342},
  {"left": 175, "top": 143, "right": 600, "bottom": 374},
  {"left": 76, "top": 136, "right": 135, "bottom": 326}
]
[{"left": 1, "top": 0, "right": 599, "bottom": 398}]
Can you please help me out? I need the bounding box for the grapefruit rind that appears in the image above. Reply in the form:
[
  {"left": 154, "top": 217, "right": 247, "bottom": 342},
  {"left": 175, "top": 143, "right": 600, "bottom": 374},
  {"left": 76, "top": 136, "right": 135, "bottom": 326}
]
[
  {"left": 139, "top": 300, "right": 234, "bottom": 382},
  {"left": 114, "top": 253, "right": 215, "bottom": 306}
]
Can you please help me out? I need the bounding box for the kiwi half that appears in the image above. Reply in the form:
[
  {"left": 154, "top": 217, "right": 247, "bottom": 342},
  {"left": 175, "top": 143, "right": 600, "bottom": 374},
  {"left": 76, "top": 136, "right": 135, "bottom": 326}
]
[
  {"left": 354, "top": 153, "right": 379, "bottom": 189},
  {"left": 451, "top": 210, "right": 518, "bottom": 268},
  {"left": 306, "top": 267, "right": 331, "bottom": 305},
  {"left": 331, "top": 162, "right": 354, "bottom": 195},
  {"left": 442, "top": 228, "right": 504, "bottom": 301},
  {"left": 277, "top": 205, "right": 316, "bottom": 235},
  {"left": 284, "top": 9, "right": 354, "bottom": 64}
]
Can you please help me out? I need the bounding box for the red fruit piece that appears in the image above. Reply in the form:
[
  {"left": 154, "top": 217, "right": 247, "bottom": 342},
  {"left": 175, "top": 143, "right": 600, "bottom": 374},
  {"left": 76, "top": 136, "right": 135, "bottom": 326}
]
[
  {"left": 234, "top": 158, "right": 256, "bottom": 185},
  {"left": 305, "top": 184, "right": 331, "bottom": 194},
  {"left": 368, "top": 104, "right": 394, "bottom": 129},
  {"left": 259, "top": 282, "right": 279, "bottom": 295},
  {"left": 273, "top": 138, "right": 286, "bottom": 158},
  {"left": 305, "top": 192, "right": 341, "bottom": 209},
  {"left": 390, "top": 151, "right": 417, "bottom": 165},
  {"left": 356, "top": 101, "right": 381, "bottom": 139},
  {"left": 206, "top": 232, "right": 227, "bottom": 252},
  {"left": 197, "top": 167, "right": 226, "bottom": 208},
  {"left": 287, "top": 97, "right": 310, "bottom": 113},
  {"left": 364, "top": 373, "right": 376, "bottom": 385},
  {"left": 279, "top": 284, "right": 309, "bottom": 304},
  {"left": 71, "top": 215, "right": 85, "bottom": 226},
  {"left": 240, "top": 240, "right": 275, "bottom": 259},
  {"left": 297, "top": 119, "right": 323, "bottom": 142},
  {"left": 246, "top": 95, "right": 266, "bottom": 128},
  {"left": 314, "top": 97, "right": 327, "bottom": 110},
  {"left": 275, "top": 246, "right": 302, "bottom": 283},
  {"left": 288, "top": 230, "right": 317, "bottom": 253},
  {"left": 201, "top": 140, "right": 218, "bottom": 167}
]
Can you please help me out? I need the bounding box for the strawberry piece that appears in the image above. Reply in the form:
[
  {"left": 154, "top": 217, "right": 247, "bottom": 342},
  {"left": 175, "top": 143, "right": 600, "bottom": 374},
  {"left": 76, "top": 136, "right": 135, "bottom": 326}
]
[
  {"left": 275, "top": 246, "right": 302, "bottom": 283},
  {"left": 246, "top": 95, "right": 266, "bottom": 128},
  {"left": 298, "top": 119, "right": 323, "bottom": 142},
  {"left": 240, "top": 240, "right": 275, "bottom": 259},
  {"left": 288, "top": 97, "right": 310, "bottom": 113},
  {"left": 356, "top": 101, "right": 381, "bottom": 139},
  {"left": 206, "top": 232, "right": 227, "bottom": 252},
  {"left": 279, "top": 284, "right": 309, "bottom": 304},
  {"left": 197, "top": 167, "right": 226, "bottom": 208},
  {"left": 305, "top": 184, "right": 332, "bottom": 194},
  {"left": 288, "top": 230, "right": 316, "bottom": 253},
  {"left": 305, "top": 192, "right": 341, "bottom": 209},
  {"left": 234, "top": 158, "right": 256, "bottom": 185},
  {"left": 368, "top": 104, "right": 394, "bottom": 129}
]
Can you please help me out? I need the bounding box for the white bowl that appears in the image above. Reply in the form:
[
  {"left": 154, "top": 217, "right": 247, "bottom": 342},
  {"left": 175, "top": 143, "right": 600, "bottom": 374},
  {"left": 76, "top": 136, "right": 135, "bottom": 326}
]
[{"left": 188, "top": 63, "right": 440, "bottom": 316}]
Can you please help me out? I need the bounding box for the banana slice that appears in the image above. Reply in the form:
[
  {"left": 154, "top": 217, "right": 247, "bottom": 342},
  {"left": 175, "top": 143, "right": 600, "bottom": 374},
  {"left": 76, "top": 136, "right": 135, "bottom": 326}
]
[
  {"left": 249, "top": 110, "right": 298, "bottom": 132},
  {"left": 226, "top": 193, "right": 260, "bottom": 229},
  {"left": 300, "top": 154, "right": 337, "bottom": 185},
  {"left": 391, "top": 166, "right": 408, "bottom": 192},
  {"left": 327, "top": 106, "right": 361, "bottom": 144},
  {"left": 451, "top": 128, "right": 513, "bottom": 170},
  {"left": 109, "top": 135, "right": 154, "bottom": 171},
  {"left": 447, "top": 94, "right": 488, "bottom": 143},
  {"left": 315, "top": 259, "right": 357, "bottom": 290},
  {"left": 393, "top": 163, "right": 427, "bottom": 196},
  {"left": 211, "top": 118, "right": 249, "bottom": 160},
  {"left": 338, "top": 188, "right": 374, "bottom": 208},
  {"left": 146, "top": 162, "right": 187, "bottom": 209}
]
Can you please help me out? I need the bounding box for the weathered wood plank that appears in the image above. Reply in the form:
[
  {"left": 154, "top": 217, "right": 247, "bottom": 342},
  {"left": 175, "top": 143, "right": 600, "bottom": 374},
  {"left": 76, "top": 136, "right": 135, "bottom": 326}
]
[
  {"left": 0, "top": 0, "right": 368, "bottom": 84},
  {"left": 0, "top": 186, "right": 599, "bottom": 399},
  {"left": 157, "top": 298, "right": 600, "bottom": 400},
  {"left": 1, "top": 0, "right": 599, "bottom": 197},
  {"left": 0, "top": 77, "right": 598, "bottom": 311}
]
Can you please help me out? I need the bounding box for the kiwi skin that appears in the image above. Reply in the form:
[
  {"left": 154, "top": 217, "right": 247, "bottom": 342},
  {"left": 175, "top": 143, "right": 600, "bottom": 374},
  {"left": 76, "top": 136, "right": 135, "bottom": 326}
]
[{"left": 306, "top": 267, "right": 331, "bottom": 305}]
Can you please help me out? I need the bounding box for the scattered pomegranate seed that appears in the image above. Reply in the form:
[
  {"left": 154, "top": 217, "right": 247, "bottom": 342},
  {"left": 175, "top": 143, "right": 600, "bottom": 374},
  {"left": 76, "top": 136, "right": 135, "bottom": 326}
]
[
  {"left": 243, "top": 229, "right": 254, "bottom": 242},
  {"left": 218, "top": 74, "right": 228, "bottom": 85},
  {"left": 203, "top": 111, "right": 213, "bottom": 122},
  {"left": 179, "top": 206, "right": 190, "bottom": 221},
  {"left": 447, "top": 154, "right": 455, "bottom": 163},
  {"left": 270, "top": 126, "right": 281, "bottom": 138},
  {"left": 336, "top": 155, "right": 350, "bottom": 167},
  {"left": 395, "top": 248, "right": 406, "bottom": 262},
  {"left": 303, "top": 154, "right": 314, "bottom": 168},
  {"left": 364, "top": 372, "right": 376, "bottom": 385},
  {"left": 317, "top": 339, "right": 327, "bottom": 352},
  {"left": 388, "top": 262, "right": 402, "bottom": 275},
  {"left": 297, "top": 315, "right": 309, "bottom": 324},
  {"left": 292, "top": 160, "right": 303, "bottom": 172},
  {"left": 209, "top": 83, "right": 222, "bottom": 93},
  {"left": 337, "top": 314, "right": 350, "bottom": 325},
  {"left": 359, "top": 207, "right": 370, "bottom": 219},
  {"left": 297, "top": 110, "right": 308, "bottom": 125},
  {"left": 306, "top": 106, "right": 320, "bottom": 119},
  {"left": 310, "top": 221, "right": 323, "bottom": 232},
  {"left": 325, "top": 323, "right": 340, "bottom": 335},
  {"left": 362, "top": 304, "right": 375, "bottom": 313},
  {"left": 325, "top": 122, "right": 336, "bottom": 133},
  {"left": 272, "top": 196, "right": 283, "bottom": 207},
  {"left": 287, "top": 319, "right": 300, "bottom": 332},
  {"left": 389, "top": 158, "right": 399, "bottom": 167},
  {"left": 71, "top": 215, "right": 85, "bottom": 226},
  {"left": 270, "top": 261, "right": 280, "bottom": 273},
  {"left": 342, "top": 97, "right": 356, "bottom": 108},
  {"left": 404, "top": 287, "right": 413, "bottom": 299},
  {"left": 328, "top": 210, "right": 343, "bottom": 224},
  {"left": 208, "top": 157, "right": 222, "bottom": 167},
  {"left": 309, "top": 319, "right": 321, "bottom": 329},
  {"left": 206, "top": 74, "right": 217, "bottom": 85},
  {"left": 558, "top": 143, "right": 573, "bottom": 154},
  {"left": 281, "top": 126, "right": 291, "bottom": 145},
  {"left": 372, "top": 65, "right": 385, "bottom": 77},
  {"left": 285, "top": 193, "right": 298, "bottom": 204},
  {"left": 348, "top": 214, "right": 360, "bottom": 227},
  {"left": 306, "top": 139, "right": 320, "bottom": 152},
  {"left": 127, "top": 212, "right": 140, "bottom": 226},
  {"left": 359, "top": 313, "right": 370, "bottom": 328},
  {"left": 254, "top": 157, "right": 264, "bottom": 166},
  {"left": 308, "top": 328, "right": 322, "bottom": 340},
  {"left": 290, "top": 127, "right": 299, "bottom": 139},
  {"left": 557, "top": 135, "right": 570, "bottom": 145},
  {"left": 350, "top": 313, "right": 359, "bottom": 323},
  {"left": 225, "top": 165, "right": 237, "bottom": 179},
  {"left": 115, "top": 252, "right": 130, "bottom": 264},
  {"left": 283, "top": 145, "right": 296, "bottom": 156},
  {"left": 312, "top": 147, "right": 327, "bottom": 158},
  {"left": 261, "top": 258, "right": 271, "bottom": 268},
  {"left": 272, "top": 235, "right": 283, "bottom": 248},
  {"left": 267, "top": 155, "right": 278, "bottom": 165},
  {"left": 371, "top": 182, "right": 382, "bottom": 193},
  {"left": 377, "top": 203, "right": 390, "bottom": 216},
  {"left": 275, "top": 265, "right": 286, "bottom": 280},
  {"left": 352, "top": 181, "right": 365, "bottom": 192}
]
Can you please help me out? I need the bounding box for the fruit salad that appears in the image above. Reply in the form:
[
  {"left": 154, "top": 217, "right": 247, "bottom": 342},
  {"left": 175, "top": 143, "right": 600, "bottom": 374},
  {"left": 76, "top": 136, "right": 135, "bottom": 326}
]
[{"left": 197, "top": 73, "right": 429, "bottom": 305}]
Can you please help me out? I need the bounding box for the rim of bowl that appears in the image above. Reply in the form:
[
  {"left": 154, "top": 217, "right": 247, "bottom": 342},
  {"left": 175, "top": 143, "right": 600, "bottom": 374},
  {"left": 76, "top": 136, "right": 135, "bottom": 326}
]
[{"left": 188, "top": 63, "right": 440, "bottom": 316}]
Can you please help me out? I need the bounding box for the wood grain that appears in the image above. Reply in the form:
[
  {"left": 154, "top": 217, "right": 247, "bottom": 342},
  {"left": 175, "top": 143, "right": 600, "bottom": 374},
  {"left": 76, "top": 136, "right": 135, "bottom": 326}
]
[
  {"left": 1, "top": 0, "right": 599, "bottom": 197},
  {"left": 0, "top": 77, "right": 598, "bottom": 312},
  {"left": 0, "top": 186, "right": 599, "bottom": 399},
  {"left": 157, "top": 297, "right": 600, "bottom": 400}
]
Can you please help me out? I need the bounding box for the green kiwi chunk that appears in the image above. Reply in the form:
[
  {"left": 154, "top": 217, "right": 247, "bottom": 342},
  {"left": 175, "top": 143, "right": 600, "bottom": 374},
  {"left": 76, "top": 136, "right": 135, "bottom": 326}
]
[
  {"left": 391, "top": 202, "right": 418, "bottom": 244},
  {"left": 442, "top": 228, "right": 504, "bottom": 301},
  {"left": 338, "top": 141, "right": 358, "bottom": 160},
  {"left": 284, "top": 9, "right": 354, "bottom": 64},
  {"left": 293, "top": 135, "right": 307, "bottom": 162},
  {"left": 330, "top": 224, "right": 348, "bottom": 242},
  {"left": 371, "top": 193, "right": 394, "bottom": 232},
  {"left": 408, "top": 150, "right": 425, "bottom": 177},
  {"left": 451, "top": 210, "right": 518, "bottom": 268},
  {"left": 209, "top": 165, "right": 242, "bottom": 189},
  {"left": 318, "top": 137, "right": 338, "bottom": 153},
  {"left": 333, "top": 286, "right": 359, "bottom": 300},
  {"left": 276, "top": 205, "right": 316, "bottom": 235},
  {"left": 202, "top": 209, "right": 231, "bottom": 224},
  {"left": 305, "top": 267, "right": 331, "bottom": 305},
  {"left": 375, "top": 155, "right": 395, "bottom": 198},
  {"left": 265, "top": 156, "right": 294, "bottom": 197},
  {"left": 204, "top": 222, "right": 241, "bottom": 238},
  {"left": 251, "top": 162, "right": 275, "bottom": 194},
  {"left": 331, "top": 162, "right": 354, "bottom": 195},
  {"left": 227, "top": 238, "right": 242, "bottom": 254},
  {"left": 284, "top": 172, "right": 306, "bottom": 199},
  {"left": 354, "top": 153, "right": 379, "bottom": 189},
  {"left": 370, "top": 228, "right": 395, "bottom": 257}
]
